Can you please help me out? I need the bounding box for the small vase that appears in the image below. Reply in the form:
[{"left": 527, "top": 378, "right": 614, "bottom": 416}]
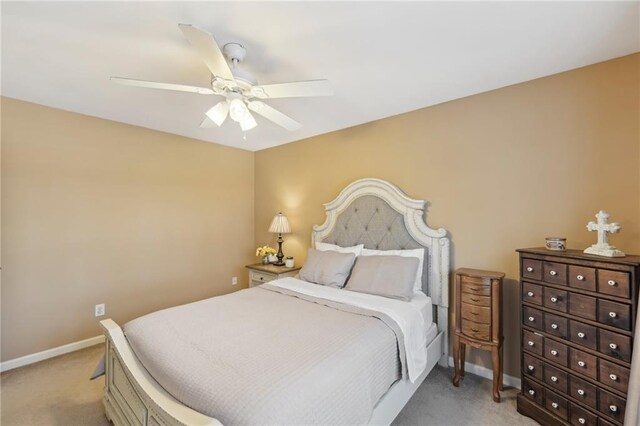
[{"left": 262, "top": 256, "right": 270, "bottom": 264}]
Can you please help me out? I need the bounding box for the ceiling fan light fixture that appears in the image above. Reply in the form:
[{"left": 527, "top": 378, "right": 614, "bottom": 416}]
[
  {"left": 228, "top": 97, "right": 248, "bottom": 123},
  {"left": 239, "top": 111, "right": 257, "bottom": 132},
  {"left": 205, "top": 101, "right": 229, "bottom": 126}
]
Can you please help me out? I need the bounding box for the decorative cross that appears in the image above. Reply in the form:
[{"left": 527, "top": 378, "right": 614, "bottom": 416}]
[{"left": 584, "top": 210, "right": 625, "bottom": 257}]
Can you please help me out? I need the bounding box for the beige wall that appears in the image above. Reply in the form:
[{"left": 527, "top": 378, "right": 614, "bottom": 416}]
[
  {"left": 254, "top": 54, "right": 640, "bottom": 377},
  {"left": 1, "top": 98, "right": 255, "bottom": 361}
]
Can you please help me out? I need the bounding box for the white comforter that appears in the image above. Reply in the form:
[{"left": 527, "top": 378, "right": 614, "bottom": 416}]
[{"left": 270, "top": 277, "right": 428, "bottom": 382}]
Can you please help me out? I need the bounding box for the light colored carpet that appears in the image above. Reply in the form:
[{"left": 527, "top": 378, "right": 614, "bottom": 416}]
[{"left": 1, "top": 344, "right": 536, "bottom": 425}]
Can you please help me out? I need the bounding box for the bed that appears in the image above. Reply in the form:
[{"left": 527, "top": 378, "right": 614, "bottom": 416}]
[{"left": 100, "top": 177, "right": 450, "bottom": 426}]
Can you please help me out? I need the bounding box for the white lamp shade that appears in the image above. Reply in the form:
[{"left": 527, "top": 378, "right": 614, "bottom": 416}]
[
  {"left": 269, "top": 213, "right": 291, "bottom": 234},
  {"left": 205, "top": 101, "right": 229, "bottom": 126}
]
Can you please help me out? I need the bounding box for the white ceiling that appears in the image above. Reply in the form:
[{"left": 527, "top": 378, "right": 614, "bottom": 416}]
[{"left": 2, "top": 2, "right": 638, "bottom": 151}]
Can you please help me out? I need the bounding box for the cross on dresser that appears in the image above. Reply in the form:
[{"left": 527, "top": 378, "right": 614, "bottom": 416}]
[{"left": 584, "top": 210, "right": 625, "bottom": 257}]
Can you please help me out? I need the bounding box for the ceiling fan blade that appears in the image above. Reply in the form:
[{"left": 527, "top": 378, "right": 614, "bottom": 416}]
[
  {"left": 110, "top": 77, "right": 215, "bottom": 94},
  {"left": 205, "top": 101, "right": 229, "bottom": 126},
  {"left": 178, "top": 24, "right": 234, "bottom": 81},
  {"left": 247, "top": 101, "right": 301, "bottom": 131},
  {"left": 250, "top": 80, "right": 333, "bottom": 99},
  {"left": 239, "top": 111, "right": 257, "bottom": 132}
]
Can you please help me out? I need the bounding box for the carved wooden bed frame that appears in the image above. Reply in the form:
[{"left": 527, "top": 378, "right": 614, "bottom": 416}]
[{"left": 100, "top": 177, "right": 450, "bottom": 426}]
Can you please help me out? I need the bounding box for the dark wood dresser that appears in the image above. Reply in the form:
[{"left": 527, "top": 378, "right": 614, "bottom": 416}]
[{"left": 517, "top": 248, "right": 640, "bottom": 426}]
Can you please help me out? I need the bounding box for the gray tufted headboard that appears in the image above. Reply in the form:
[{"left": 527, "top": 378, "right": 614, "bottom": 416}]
[{"left": 312, "top": 178, "right": 450, "bottom": 364}]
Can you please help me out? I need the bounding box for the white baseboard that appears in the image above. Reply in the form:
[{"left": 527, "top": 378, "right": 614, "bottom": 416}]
[
  {"left": 448, "top": 356, "right": 521, "bottom": 389},
  {"left": 1, "top": 335, "right": 105, "bottom": 373}
]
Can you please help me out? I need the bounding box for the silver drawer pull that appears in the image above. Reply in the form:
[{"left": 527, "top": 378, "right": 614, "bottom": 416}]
[
  {"left": 551, "top": 402, "right": 559, "bottom": 409},
  {"left": 578, "top": 361, "right": 586, "bottom": 367},
  {"left": 527, "top": 266, "right": 534, "bottom": 272},
  {"left": 528, "top": 316, "right": 535, "bottom": 322},
  {"left": 609, "top": 343, "right": 618, "bottom": 350},
  {"left": 551, "top": 323, "right": 558, "bottom": 329},
  {"left": 578, "top": 389, "right": 585, "bottom": 396},
  {"left": 528, "top": 341, "right": 535, "bottom": 347},
  {"left": 609, "top": 311, "right": 617, "bottom": 318},
  {"left": 576, "top": 275, "right": 585, "bottom": 281},
  {"left": 551, "top": 376, "right": 558, "bottom": 382},
  {"left": 610, "top": 374, "right": 618, "bottom": 381},
  {"left": 610, "top": 405, "right": 618, "bottom": 413},
  {"left": 549, "top": 270, "right": 557, "bottom": 276},
  {"left": 550, "top": 350, "right": 558, "bottom": 356},
  {"left": 608, "top": 279, "right": 616, "bottom": 286},
  {"left": 578, "top": 418, "right": 586, "bottom": 425},
  {"left": 527, "top": 291, "right": 534, "bottom": 297},
  {"left": 527, "top": 365, "right": 534, "bottom": 371},
  {"left": 528, "top": 389, "right": 535, "bottom": 396},
  {"left": 578, "top": 332, "right": 586, "bottom": 339},
  {"left": 550, "top": 297, "right": 558, "bottom": 303}
]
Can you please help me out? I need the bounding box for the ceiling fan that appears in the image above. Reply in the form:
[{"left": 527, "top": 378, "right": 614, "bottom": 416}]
[{"left": 111, "top": 24, "right": 333, "bottom": 133}]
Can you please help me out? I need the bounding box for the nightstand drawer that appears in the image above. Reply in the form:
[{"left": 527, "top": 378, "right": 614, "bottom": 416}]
[
  {"left": 250, "top": 271, "right": 276, "bottom": 285},
  {"left": 461, "top": 302, "right": 490, "bottom": 324},
  {"left": 461, "top": 292, "right": 491, "bottom": 307},
  {"left": 460, "top": 281, "right": 491, "bottom": 296},
  {"left": 461, "top": 319, "right": 490, "bottom": 341}
]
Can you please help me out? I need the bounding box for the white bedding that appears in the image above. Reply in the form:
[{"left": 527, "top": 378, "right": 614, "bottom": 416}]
[
  {"left": 269, "top": 277, "right": 429, "bottom": 382},
  {"left": 409, "top": 291, "right": 433, "bottom": 330}
]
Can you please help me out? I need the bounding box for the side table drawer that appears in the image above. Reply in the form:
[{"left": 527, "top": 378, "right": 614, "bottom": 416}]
[{"left": 250, "top": 271, "right": 276, "bottom": 286}]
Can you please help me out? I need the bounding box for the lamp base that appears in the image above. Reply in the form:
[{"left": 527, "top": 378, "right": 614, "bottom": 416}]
[{"left": 273, "top": 262, "right": 285, "bottom": 266}]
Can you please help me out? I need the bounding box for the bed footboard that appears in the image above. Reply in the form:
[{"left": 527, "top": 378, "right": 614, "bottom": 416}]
[{"left": 100, "top": 319, "right": 222, "bottom": 426}]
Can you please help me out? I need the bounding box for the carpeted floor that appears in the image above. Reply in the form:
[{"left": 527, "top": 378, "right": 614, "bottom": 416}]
[{"left": 1, "top": 344, "right": 537, "bottom": 425}]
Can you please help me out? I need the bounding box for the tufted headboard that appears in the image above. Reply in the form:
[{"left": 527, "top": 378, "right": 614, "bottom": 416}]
[{"left": 312, "top": 178, "right": 450, "bottom": 357}]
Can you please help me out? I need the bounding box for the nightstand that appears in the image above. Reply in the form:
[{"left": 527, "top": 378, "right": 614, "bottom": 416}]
[
  {"left": 245, "top": 263, "right": 302, "bottom": 288},
  {"left": 453, "top": 267, "right": 505, "bottom": 402}
]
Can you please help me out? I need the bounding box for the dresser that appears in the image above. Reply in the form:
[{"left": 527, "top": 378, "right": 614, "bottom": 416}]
[
  {"left": 245, "top": 263, "right": 301, "bottom": 288},
  {"left": 453, "top": 268, "right": 505, "bottom": 402},
  {"left": 517, "top": 248, "right": 640, "bottom": 426}
]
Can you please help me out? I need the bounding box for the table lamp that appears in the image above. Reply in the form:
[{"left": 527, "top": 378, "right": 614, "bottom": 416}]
[{"left": 269, "top": 212, "right": 291, "bottom": 266}]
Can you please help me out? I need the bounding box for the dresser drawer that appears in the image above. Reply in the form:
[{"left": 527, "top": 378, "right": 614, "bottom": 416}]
[
  {"left": 545, "top": 389, "right": 569, "bottom": 421},
  {"left": 599, "top": 329, "right": 632, "bottom": 362},
  {"left": 523, "top": 329, "right": 544, "bottom": 356},
  {"left": 598, "top": 389, "right": 626, "bottom": 423},
  {"left": 569, "top": 347, "right": 598, "bottom": 380},
  {"left": 599, "top": 359, "right": 629, "bottom": 393},
  {"left": 598, "top": 269, "right": 631, "bottom": 299},
  {"left": 568, "top": 293, "right": 597, "bottom": 321},
  {"left": 545, "top": 312, "right": 568, "bottom": 339},
  {"left": 461, "top": 274, "right": 491, "bottom": 286},
  {"left": 461, "top": 319, "right": 490, "bottom": 341},
  {"left": 250, "top": 271, "right": 276, "bottom": 285},
  {"left": 523, "top": 259, "right": 542, "bottom": 281},
  {"left": 523, "top": 306, "right": 544, "bottom": 331},
  {"left": 544, "top": 364, "right": 568, "bottom": 393},
  {"left": 569, "top": 265, "right": 597, "bottom": 292},
  {"left": 461, "top": 292, "right": 491, "bottom": 307},
  {"left": 545, "top": 338, "right": 569, "bottom": 367},
  {"left": 597, "top": 270, "right": 630, "bottom": 299},
  {"left": 522, "top": 282, "right": 542, "bottom": 306},
  {"left": 543, "top": 287, "right": 568, "bottom": 313},
  {"left": 569, "top": 375, "right": 598, "bottom": 409},
  {"left": 543, "top": 261, "right": 567, "bottom": 285},
  {"left": 569, "top": 321, "right": 598, "bottom": 350},
  {"left": 460, "top": 282, "right": 491, "bottom": 297},
  {"left": 523, "top": 353, "right": 543, "bottom": 381},
  {"left": 598, "top": 299, "right": 631, "bottom": 331},
  {"left": 461, "top": 302, "right": 490, "bottom": 324},
  {"left": 522, "top": 378, "right": 544, "bottom": 406},
  {"left": 570, "top": 402, "right": 598, "bottom": 426}
]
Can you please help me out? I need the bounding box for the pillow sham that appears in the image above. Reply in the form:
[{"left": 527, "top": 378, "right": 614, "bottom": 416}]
[
  {"left": 299, "top": 248, "right": 357, "bottom": 288},
  {"left": 361, "top": 247, "right": 425, "bottom": 293},
  {"left": 345, "top": 255, "right": 419, "bottom": 302},
  {"left": 315, "top": 241, "right": 364, "bottom": 257}
]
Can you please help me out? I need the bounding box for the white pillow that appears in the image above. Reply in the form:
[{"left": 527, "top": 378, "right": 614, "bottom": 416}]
[
  {"left": 315, "top": 241, "right": 364, "bottom": 257},
  {"left": 361, "top": 247, "right": 425, "bottom": 293}
]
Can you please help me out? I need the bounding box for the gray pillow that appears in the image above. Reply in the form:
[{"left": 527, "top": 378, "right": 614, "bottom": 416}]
[
  {"left": 299, "top": 248, "right": 356, "bottom": 288},
  {"left": 345, "top": 255, "right": 419, "bottom": 301}
]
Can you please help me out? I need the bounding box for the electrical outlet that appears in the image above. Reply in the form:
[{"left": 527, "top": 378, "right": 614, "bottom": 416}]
[
  {"left": 95, "top": 303, "right": 105, "bottom": 317},
  {"left": 231, "top": 276, "right": 238, "bottom": 286}
]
